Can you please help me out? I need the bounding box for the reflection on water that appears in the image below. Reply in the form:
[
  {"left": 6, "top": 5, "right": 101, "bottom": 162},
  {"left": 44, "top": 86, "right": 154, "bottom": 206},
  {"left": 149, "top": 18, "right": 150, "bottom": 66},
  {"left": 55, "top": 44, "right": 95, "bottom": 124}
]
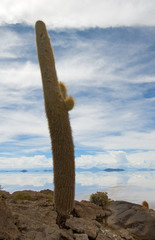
[{"left": 0, "top": 170, "right": 155, "bottom": 209}]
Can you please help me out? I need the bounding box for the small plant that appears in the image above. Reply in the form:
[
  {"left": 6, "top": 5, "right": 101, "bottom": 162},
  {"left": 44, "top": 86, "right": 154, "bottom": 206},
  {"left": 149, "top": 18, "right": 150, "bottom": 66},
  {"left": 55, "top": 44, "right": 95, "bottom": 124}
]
[
  {"left": 142, "top": 200, "right": 149, "bottom": 209},
  {"left": 14, "top": 192, "right": 32, "bottom": 201},
  {"left": 46, "top": 193, "right": 53, "bottom": 201},
  {"left": 90, "top": 192, "right": 111, "bottom": 207}
]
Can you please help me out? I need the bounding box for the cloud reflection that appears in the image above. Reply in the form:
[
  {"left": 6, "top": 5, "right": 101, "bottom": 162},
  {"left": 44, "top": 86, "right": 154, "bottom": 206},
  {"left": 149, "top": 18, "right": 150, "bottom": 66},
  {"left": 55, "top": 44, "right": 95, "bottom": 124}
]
[{"left": 1, "top": 170, "right": 155, "bottom": 209}]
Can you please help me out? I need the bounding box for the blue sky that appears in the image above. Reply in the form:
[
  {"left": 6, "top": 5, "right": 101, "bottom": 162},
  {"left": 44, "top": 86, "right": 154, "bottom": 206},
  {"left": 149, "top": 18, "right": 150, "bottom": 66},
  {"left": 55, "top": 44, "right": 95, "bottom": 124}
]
[{"left": 0, "top": 0, "right": 155, "bottom": 170}]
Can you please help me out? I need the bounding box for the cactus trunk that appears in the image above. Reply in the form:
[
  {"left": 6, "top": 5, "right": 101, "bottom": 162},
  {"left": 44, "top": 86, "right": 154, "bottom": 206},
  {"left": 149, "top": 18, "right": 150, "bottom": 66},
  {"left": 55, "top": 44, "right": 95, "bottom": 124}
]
[{"left": 35, "top": 20, "right": 75, "bottom": 216}]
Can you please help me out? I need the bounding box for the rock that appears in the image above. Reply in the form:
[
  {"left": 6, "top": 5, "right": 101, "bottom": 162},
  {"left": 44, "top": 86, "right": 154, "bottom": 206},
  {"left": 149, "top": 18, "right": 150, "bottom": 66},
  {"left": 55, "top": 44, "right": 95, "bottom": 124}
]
[
  {"left": 119, "top": 229, "right": 135, "bottom": 240},
  {"left": 0, "top": 190, "right": 11, "bottom": 199},
  {"left": 66, "top": 217, "right": 100, "bottom": 239},
  {"left": 0, "top": 197, "right": 19, "bottom": 240},
  {"left": 74, "top": 200, "right": 105, "bottom": 222},
  {"left": 34, "top": 226, "right": 61, "bottom": 240},
  {"left": 107, "top": 201, "right": 155, "bottom": 240},
  {"left": 74, "top": 233, "right": 89, "bottom": 240},
  {"left": 1, "top": 190, "right": 155, "bottom": 240},
  {"left": 96, "top": 229, "right": 123, "bottom": 240}
]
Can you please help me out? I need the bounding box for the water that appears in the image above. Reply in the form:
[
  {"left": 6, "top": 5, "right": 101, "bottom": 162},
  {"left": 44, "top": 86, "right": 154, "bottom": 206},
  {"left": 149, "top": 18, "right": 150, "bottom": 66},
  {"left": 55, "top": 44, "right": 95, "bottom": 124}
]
[{"left": 0, "top": 169, "right": 155, "bottom": 209}]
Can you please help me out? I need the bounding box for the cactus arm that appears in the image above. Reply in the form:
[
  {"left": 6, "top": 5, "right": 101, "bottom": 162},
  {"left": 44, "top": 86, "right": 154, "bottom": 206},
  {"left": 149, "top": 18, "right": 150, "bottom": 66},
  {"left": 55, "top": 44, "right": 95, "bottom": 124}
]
[
  {"left": 58, "top": 81, "right": 75, "bottom": 111},
  {"left": 59, "top": 81, "right": 68, "bottom": 100},
  {"left": 35, "top": 20, "right": 75, "bottom": 216}
]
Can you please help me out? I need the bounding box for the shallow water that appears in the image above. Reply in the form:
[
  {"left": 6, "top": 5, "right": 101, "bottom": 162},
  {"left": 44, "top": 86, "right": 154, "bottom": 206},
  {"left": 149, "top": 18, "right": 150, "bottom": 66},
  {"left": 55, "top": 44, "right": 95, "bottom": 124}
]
[{"left": 0, "top": 169, "right": 155, "bottom": 209}]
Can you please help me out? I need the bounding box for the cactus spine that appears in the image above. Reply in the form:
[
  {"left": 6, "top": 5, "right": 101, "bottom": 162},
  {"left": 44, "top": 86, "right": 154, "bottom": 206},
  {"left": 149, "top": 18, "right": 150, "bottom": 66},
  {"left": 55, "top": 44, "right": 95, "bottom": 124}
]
[{"left": 35, "top": 20, "right": 75, "bottom": 216}]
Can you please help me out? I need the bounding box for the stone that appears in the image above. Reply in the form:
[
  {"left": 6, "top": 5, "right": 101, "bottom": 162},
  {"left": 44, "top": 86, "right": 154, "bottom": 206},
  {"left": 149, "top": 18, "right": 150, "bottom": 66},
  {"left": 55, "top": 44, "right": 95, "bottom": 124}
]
[
  {"left": 96, "top": 229, "right": 123, "bottom": 240},
  {"left": 74, "top": 233, "right": 89, "bottom": 240},
  {"left": 74, "top": 200, "right": 105, "bottom": 222},
  {"left": 66, "top": 217, "right": 100, "bottom": 239},
  {"left": 1, "top": 190, "right": 155, "bottom": 240},
  {"left": 34, "top": 226, "right": 61, "bottom": 240},
  {"left": 107, "top": 201, "right": 155, "bottom": 240},
  {"left": 0, "top": 198, "right": 19, "bottom": 240},
  {"left": 119, "top": 229, "right": 135, "bottom": 240}
]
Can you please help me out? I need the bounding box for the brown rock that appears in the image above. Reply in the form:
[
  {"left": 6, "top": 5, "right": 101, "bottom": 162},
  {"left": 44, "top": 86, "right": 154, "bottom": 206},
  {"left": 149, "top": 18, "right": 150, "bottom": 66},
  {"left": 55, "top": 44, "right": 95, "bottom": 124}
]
[
  {"left": 1, "top": 190, "right": 155, "bottom": 240},
  {"left": 119, "top": 229, "right": 135, "bottom": 240},
  {"left": 74, "top": 233, "right": 89, "bottom": 240},
  {"left": 0, "top": 198, "right": 19, "bottom": 240},
  {"left": 96, "top": 229, "right": 123, "bottom": 240},
  {"left": 66, "top": 217, "right": 100, "bottom": 239},
  {"left": 74, "top": 200, "right": 105, "bottom": 222},
  {"left": 34, "top": 226, "right": 61, "bottom": 240},
  {"left": 107, "top": 201, "right": 155, "bottom": 240}
]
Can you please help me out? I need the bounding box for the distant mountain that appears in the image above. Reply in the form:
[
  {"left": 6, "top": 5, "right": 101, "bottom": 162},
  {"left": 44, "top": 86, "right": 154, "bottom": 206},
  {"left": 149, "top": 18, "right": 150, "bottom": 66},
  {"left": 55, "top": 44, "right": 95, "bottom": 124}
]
[
  {"left": 20, "top": 169, "right": 28, "bottom": 173},
  {"left": 104, "top": 168, "right": 125, "bottom": 172}
]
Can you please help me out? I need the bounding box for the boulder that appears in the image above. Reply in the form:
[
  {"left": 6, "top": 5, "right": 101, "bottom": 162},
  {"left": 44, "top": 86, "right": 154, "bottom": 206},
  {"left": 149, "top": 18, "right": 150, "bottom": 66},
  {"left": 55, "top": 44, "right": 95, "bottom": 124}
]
[
  {"left": 0, "top": 190, "right": 155, "bottom": 240},
  {"left": 0, "top": 197, "right": 19, "bottom": 240},
  {"left": 96, "top": 229, "right": 123, "bottom": 240},
  {"left": 66, "top": 217, "right": 100, "bottom": 239},
  {"left": 74, "top": 233, "right": 89, "bottom": 240},
  {"left": 107, "top": 201, "right": 155, "bottom": 240},
  {"left": 74, "top": 200, "right": 105, "bottom": 221}
]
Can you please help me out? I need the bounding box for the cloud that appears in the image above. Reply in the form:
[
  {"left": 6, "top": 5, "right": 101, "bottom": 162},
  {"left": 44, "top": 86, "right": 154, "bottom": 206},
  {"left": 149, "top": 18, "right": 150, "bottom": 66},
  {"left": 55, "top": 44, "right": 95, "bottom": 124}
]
[
  {"left": 0, "top": 155, "right": 52, "bottom": 170},
  {"left": 0, "top": 171, "right": 53, "bottom": 187},
  {"left": 0, "top": 29, "right": 22, "bottom": 58},
  {"left": 0, "top": 0, "right": 155, "bottom": 28},
  {"left": 1, "top": 169, "right": 155, "bottom": 208},
  {"left": 0, "top": 24, "right": 155, "bottom": 169},
  {"left": 75, "top": 150, "right": 155, "bottom": 169},
  {"left": 1, "top": 149, "right": 154, "bottom": 170},
  {"left": 76, "top": 171, "right": 122, "bottom": 187},
  {"left": 76, "top": 151, "right": 128, "bottom": 169},
  {"left": 128, "top": 151, "right": 155, "bottom": 168}
]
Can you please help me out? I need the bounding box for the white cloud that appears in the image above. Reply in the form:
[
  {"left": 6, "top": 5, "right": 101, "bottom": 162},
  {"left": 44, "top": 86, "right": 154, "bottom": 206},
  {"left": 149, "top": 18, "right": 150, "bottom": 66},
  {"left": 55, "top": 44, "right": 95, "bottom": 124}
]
[
  {"left": 100, "top": 131, "right": 155, "bottom": 150},
  {"left": 0, "top": 29, "right": 22, "bottom": 58},
  {"left": 0, "top": 60, "right": 51, "bottom": 153},
  {"left": 0, "top": 24, "right": 154, "bottom": 169},
  {"left": 76, "top": 171, "right": 122, "bottom": 187},
  {"left": 70, "top": 96, "right": 155, "bottom": 151},
  {"left": 0, "top": 171, "right": 53, "bottom": 187},
  {"left": 0, "top": 0, "right": 155, "bottom": 28},
  {"left": 0, "top": 62, "right": 41, "bottom": 89},
  {"left": 1, "top": 150, "right": 154, "bottom": 170},
  {"left": 128, "top": 151, "right": 155, "bottom": 168},
  {"left": 76, "top": 150, "right": 155, "bottom": 169},
  {"left": 0, "top": 155, "right": 52, "bottom": 170},
  {"left": 76, "top": 151, "right": 128, "bottom": 169}
]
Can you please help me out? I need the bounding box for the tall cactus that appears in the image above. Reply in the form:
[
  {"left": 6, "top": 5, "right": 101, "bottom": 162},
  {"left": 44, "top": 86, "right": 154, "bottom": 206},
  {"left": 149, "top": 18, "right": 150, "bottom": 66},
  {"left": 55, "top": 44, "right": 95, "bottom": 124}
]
[{"left": 35, "top": 20, "right": 75, "bottom": 217}]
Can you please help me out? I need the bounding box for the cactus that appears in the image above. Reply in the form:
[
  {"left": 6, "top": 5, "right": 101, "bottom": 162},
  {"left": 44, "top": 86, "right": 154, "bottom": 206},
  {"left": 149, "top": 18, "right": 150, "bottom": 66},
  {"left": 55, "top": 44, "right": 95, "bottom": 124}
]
[
  {"left": 35, "top": 20, "right": 75, "bottom": 217},
  {"left": 59, "top": 81, "right": 67, "bottom": 100},
  {"left": 59, "top": 82, "right": 75, "bottom": 111},
  {"left": 142, "top": 200, "right": 149, "bottom": 209}
]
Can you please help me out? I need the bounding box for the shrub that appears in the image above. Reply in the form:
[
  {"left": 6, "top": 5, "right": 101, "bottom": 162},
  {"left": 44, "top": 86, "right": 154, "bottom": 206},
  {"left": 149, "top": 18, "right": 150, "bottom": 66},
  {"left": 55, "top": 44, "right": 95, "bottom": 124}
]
[
  {"left": 142, "top": 200, "right": 149, "bottom": 209},
  {"left": 90, "top": 192, "right": 111, "bottom": 207},
  {"left": 46, "top": 193, "right": 53, "bottom": 201},
  {"left": 14, "top": 192, "right": 32, "bottom": 201}
]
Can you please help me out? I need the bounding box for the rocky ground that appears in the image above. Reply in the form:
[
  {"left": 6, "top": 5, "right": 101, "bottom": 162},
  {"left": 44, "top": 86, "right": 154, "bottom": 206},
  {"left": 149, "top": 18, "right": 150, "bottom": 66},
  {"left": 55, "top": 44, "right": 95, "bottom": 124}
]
[{"left": 0, "top": 189, "right": 155, "bottom": 240}]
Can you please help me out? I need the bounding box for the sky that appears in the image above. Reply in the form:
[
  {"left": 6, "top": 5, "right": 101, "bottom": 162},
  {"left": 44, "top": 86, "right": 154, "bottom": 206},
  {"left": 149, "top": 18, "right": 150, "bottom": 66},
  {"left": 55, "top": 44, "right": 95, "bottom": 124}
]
[{"left": 0, "top": 0, "right": 155, "bottom": 170}]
